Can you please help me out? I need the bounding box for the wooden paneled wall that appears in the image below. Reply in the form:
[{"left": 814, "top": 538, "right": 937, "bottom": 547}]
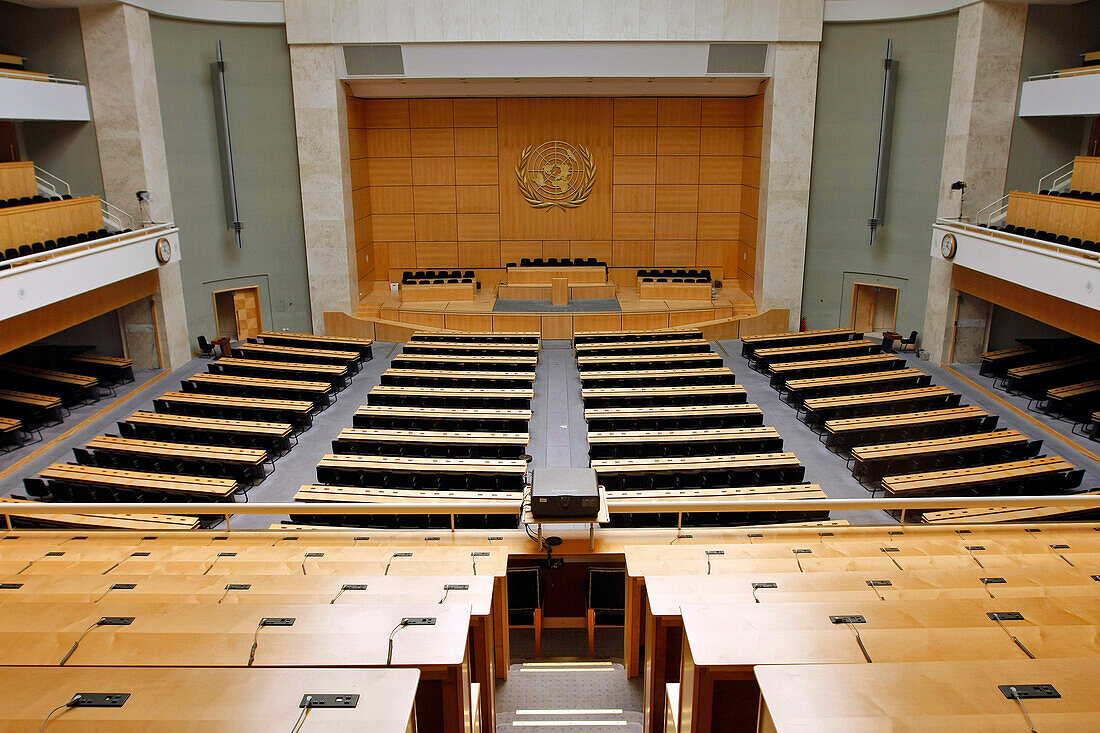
[
  {"left": 0, "top": 161, "right": 38, "bottom": 200},
  {"left": 0, "top": 196, "right": 104, "bottom": 251},
  {"left": 346, "top": 95, "right": 763, "bottom": 294},
  {"left": 1006, "top": 191, "right": 1100, "bottom": 242},
  {"left": 1070, "top": 156, "right": 1100, "bottom": 193}
]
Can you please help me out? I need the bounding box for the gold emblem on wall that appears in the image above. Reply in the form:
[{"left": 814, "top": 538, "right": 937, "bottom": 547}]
[{"left": 515, "top": 140, "right": 596, "bottom": 209}]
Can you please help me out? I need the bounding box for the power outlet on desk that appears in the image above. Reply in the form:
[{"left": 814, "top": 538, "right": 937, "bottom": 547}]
[
  {"left": 301, "top": 694, "right": 360, "bottom": 708},
  {"left": 424, "top": 536, "right": 441, "bottom": 541},
  {"left": 965, "top": 546, "right": 986, "bottom": 552},
  {"left": 830, "top": 615, "right": 866, "bottom": 625},
  {"left": 217, "top": 552, "right": 237, "bottom": 558},
  {"left": 980, "top": 578, "right": 1007, "bottom": 585},
  {"left": 1050, "top": 544, "right": 1070, "bottom": 550},
  {"left": 487, "top": 536, "right": 504, "bottom": 541},
  {"left": 866, "top": 580, "right": 892, "bottom": 587},
  {"left": 99, "top": 617, "right": 134, "bottom": 626},
  {"left": 130, "top": 552, "right": 150, "bottom": 557},
  {"left": 751, "top": 582, "right": 777, "bottom": 590},
  {"left": 402, "top": 617, "right": 436, "bottom": 626},
  {"left": 1091, "top": 575, "right": 1100, "bottom": 582},
  {"left": 260, "top": 617, "right": 295, "bottom": 627},
  {"left": 109, "top": 584, "right": 136, "bottom": 591},
  {"left": 792, "top": 548, "right": 812, "bottom": 554},
  {"left": 394, "top": 552, "right": 413, "bottom": 558},
  {"left": 444, "top": 584, "right": 469, "bottom": 591},
  {"left": 705, "top": 550, "right": 724, "bottom": 555},
  {"left": 880, "top": 547, "right": 899, "bottom": 553},
  {"left": 72, "top": 693, "right": 130, "bottom": 708},
  {"left": 998, "top": 684, "right": 1060, "bottom": 699},
  {"left": 304, "top": 552, "right": 324, "bottom": 558},
  {"left": 341, "top": 584, "right": 367, "bottom": 591},
  {"left": 225, "top": 584, "right": 251, "bottom": 591},
  {"left": 471, "top": 551, "right": 490, "bottom": 557},
  {"left": 988, "top": 612, "right": 1025, "bottom": 621},
  {"left": 0, "top": 583, "right": 23, "bottom": 590}
]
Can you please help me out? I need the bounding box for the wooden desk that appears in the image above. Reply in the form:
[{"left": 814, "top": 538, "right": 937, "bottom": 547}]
[
  {"left": 316, "top": 454, "right": 528, "bottom": 491},
  {"left": 823, "top": 405, "right": 995, "bottom": 453},
  {"left": 410, "top": 331, "right": 540, "bottom": 344},
  {"left": 40, "top": 463, "right": 237, "bottom": 501},
  {"left": 403, "top": 341, "right": 540, "bottom": 353},
  {"left": 740, "top": 328, "right": 860, "bottom": 357},
  {"left": 579, "top": 367, "right": 737, "bottom": 387},
  {"left": 238, "top": 343, "right": 361, "bottom": 371},
  {"left": 0, "top": 666, "right": 420, "bottom": 733},
  {"left": 333, "top": 428, "right": 529, "bottom": 459},
  {"left": 401, "top": 281, "right": 477, "bottom": 302},
  {"left": 1044, "top": 379, "right": 1100, "bottom": 418},
  {"left": 577, "top": 353, "right": 724, "bottom": 371},
  {"left": 154, "top": 391, "right": 315, "bottom": 431},
  {"left": 392, "top": 354, "right": 540, "bottom": 372},
  {"left": 801, "top": 385, "right": 959, "bottom": 426},
  {"left": 592, "top": 453, "right": 803, "bottom": 491},
  {"left": 1005, "top": 354, "right": 1100, "bottom": 395},
  {"left": 584, "top": 403, "right": 764, "bottom": 430},
  {"left": 184, "top": 372, "right": 335, "bottom": 407},
  {"left": 781, "top": 368, "right": 930, "bottom": 404},
  {"left": 756, "top": 658, "right": 1100, "bottom": 733},
  {"left": 0, "top": 415, "right": 22, "bottom": 446},
  {"left": 639, "top": 280, "right": 712, "bottom": 300},
  {"left": 574, "top": 329, "right": 703, "bottom": 346},
  {"left": 0, "top": 497, "right": 199, "bottom": 531},
  {"left": 506, "top": 264, "right": 607, "bottom": 284},
  {"left": 209, "top": 358, "right": 350, "bottom": 388},
  {"left": 0, "top": 602, "right": 472, "bottom": 733},
  {"left": 258, "top": 331, "right": 373, "bottom": 357},
  {"left": 575, "top": 338, "right": 713, "bottom": 354},
  {"left": 0, "top": 388, "right": 64, "bottom": 424},
  {"left": 588, "top": 427, "right": 783, "bottom": 459},
  {"left": 67, "top": 354, "right": 134, "bottom": 384},
  {"left": 882, "top": 456, "right": 1078, "bottom": 497},
  {"left": 0, "top": 364, "right": 99, "bottom": 404},
  {"left": 979, "top": 345, "right": 1036, "bottom": 376},
  {"left": 354, "top": 405, "right": 532, "bottom": 432},
  {"left": 767, "top": 353, "right": 902, "bottom": 387},
  {"left": 751, "top": 340, "right": 879, "bottom": 369},
  {"left": 582, "top": 384, "right": 747, "bottom": 407},
  {"left": 922, "top": 489, "right": 1100, "bottom": 524},
  {"left": 122, "top": 410, "right": 293, "bottom": 454},
  {"left": 381, "top": 368, "right": 535, "bottom": 389},
  {"left": 86, "top": 436, "right": 268, "bottom": 480},
  {"left": 679, "top": 597, "right": 1100, "bottom": 732},
  {"left": 367, "top": 384, "right": 534, "bottom": 409},
  {"left": 851, "top": 430, "right": 1030, "bottom": 482}
]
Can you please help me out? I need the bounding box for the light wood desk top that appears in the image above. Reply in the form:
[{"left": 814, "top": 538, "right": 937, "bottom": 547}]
[
  {"left": 754, "top": 339, "right": 877, "bottom": 358},
  {"left": 355, "top": 405, "right": 532, "bottom": 420},
  {"left": 213, "top": 358, "right": 349, "bottom": 376},
  {"left": 158, "top": 391, "right": 314, "bottom": 414},
  {"left": 294, "top": 485, "right": 523, "bottom": 513},
  {"left": 981, "top": 345, "right": 1035, "bottom": 360},
  {"left": 588, "top": 427, "right": 780, "bottom": 444},
  {"left": 575, "top": 339, "right": 711, "bottom": 352},
  {"left": 0, "top": 364, "right": 96, "bottom": 387},
  {"left": 370, "top": 385, "right": 534, "bottom": 399},
  {"left": 742, "top": 328, "right": 856, "bottom": 344},
  {"left": 403, "top": 341, "right": 540, "bottom": 352},
  {"left": 883, "top": 456, "right": 1076, "bottom": 495},
  {"left": 238, "top": 343, "right": 360, "bottom": 361},
  {"left": 784, "top": 368, "right": 927, "bottom": 391},
  {"left": 0, "top": 416, "right": 20, "bottom": 432},
  {"left": 922, "top": 489, "right": 1100, "bottom": 524},
  {"left": 258, "top": 330, "right": 373, "bottom": 346},
  {"left": 852, "top": 430, "right": 1027, "bottom": 462},
  {"left": 1007, "top": 354, "right": 1099, "bottom": 378},
  {"left": 395, "top": 353, "right": 538, "bottom": 365},
  {"left": 318, "top": 454, "right": 528, "bottom": 474},
  {"left": 0, "top": 389, "right": 62, "bottom": 408},
  {"left": 0, "top": 601, "right": 471, "bottom": 668},
  {"left": 0, "top": 666, "right": 419, "bottom": 732},
  {"left": 582, "top": 385, "right": 745, "bottom": 398},
  {"left": 384, "top": 368, "right": 536, "bottom": 381},
  {"left": 579, "top": 367, "right": 734, "bottom": 381},
  {"left": 609, "top": 484, "right": 825, "bottom": 505},
  {"left": 768, "top": 353, "right": 900, "bottom": 374},
  {"left": 578, "top": 353, "right": 719, "bottom": 364},
  {"left": 826, "top": 405, "right": 989, "bottom": 434},
  {"left": 591, "top": 452, "right": 800, "bottom": 473},
  {"left": 86, "top": 436, "right": 267, "bottom": 466},
  {"left": 124, "top": 410, "right": 292, "bottom": 437},
  {"left": 39, "top": 463, "right": 237, "bottom": 499},
  {"left": 575, "top": 329, "right": 702, "bottom": 339},
  {"left": 187, "top": 372, "right": 333, "bottom": 394},
  {"left": 0, "top": 497, "right": 199, "bottom": 531},
  {"left": 336, "top": 428, "right": 529, "bottom": 445},
  {"left": 803, "top": 385, "right": 955, "bottom": 411},
  {"left": 756, "top": 658, "right": 1100, "bottom": 733},
  {"left": 411, "top": 331, "right": 540, "bottom": 341},
  {"left": 584, "top": 403, "right": 762, "bottom": 419},
  {"left": 1048, "top": 379, "right": 1100, "bottom": 399}
]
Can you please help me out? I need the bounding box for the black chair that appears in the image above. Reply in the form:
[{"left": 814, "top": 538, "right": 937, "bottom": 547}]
[
  {"left": 197, "top": 335, "right": 217, "bottom": 358},
  {"left": 463, "top": 271, "right": 474, "bottom": 279},
  {"left": 520, "top": 258, "right": 532, "bottom": 267},
  {"left": 586, "top": 567, "right": 626, "bottom": 657},
  {"left": 507, "top": 567, "right": 544, "bottom": 657},
  {"left": 898, "top": 331, "right": 919, "bottom": 353},
  {"left": 18, "top": 245, "right": 32, "bottom": 257},
  {"left": 22, "top": 478, "right": 51, "bottom": 500},
  {"left": 73, "top": 448, "right": 96, "bottom": 466}
]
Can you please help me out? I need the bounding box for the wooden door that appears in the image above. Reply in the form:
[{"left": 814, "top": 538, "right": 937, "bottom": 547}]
[
  {"left": 232, "top": 288, "right": 262, "bottom": 339},
  {"left": 851, "top": 283, "right": 898, "bottom": 333},
  {"left": 851, "top": 284, "right": 877, "bottom": 333}
]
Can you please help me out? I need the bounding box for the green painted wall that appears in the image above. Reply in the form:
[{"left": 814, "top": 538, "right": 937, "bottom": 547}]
[
  {"left": 1004, "top": 0, "right": 1100, "bottom": 195},
  {"left": 0, "top": 1, "right": 104, "bottom": 199},
  {"left": 802, "top": 14, "right": 957, "bottom": 336},
  {"left": 149, "top": 17, "right": 310, "bottom": 343}
]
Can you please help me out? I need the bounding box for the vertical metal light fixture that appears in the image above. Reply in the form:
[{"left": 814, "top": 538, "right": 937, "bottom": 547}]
[
  {"left": 868, "top": 39, "right": 899, "bottom": 246},
  {"left": 212, "top": 40, "right": 243, "bottom": 248}
]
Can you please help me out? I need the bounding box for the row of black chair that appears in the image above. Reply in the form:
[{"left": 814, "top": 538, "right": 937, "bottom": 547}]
[
  {"left": 508, "top": 257, "right": 606, "bottom": 268},
  {"left": 0, "top": 194, "right": 72, "bottom": 208},
  {"left": 403, "top": 278, "right": 476, "bottom": 286},
  {"left": 637, "top": 268, "right": 712, "bottom": 280},
  {"left": 72, "top": 445, "right": 264, "bottom": 485},
  {"left": 1039, "top": 188, "right": 1099, "bottom": 201},
  {"left": 0, "top": 228, "right": 130, "bottom": 265},
  {"left": 402, "top": 270, "right": 474, "bottom": 281},
  {"left": 982, "top": 224, "right": 1097, "bottom": 253},
  {"left": 640, "top": 277, "right": 710, "bottom": 284}
]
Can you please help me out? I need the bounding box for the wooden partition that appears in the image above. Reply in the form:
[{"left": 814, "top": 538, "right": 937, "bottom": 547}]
[
  {"left": 0, "top": 195, "right": 103, "bottom": 250},
  {"left": 1070, "top": 155, "right": 1100, "bottom": 192},
  {"left": 0, "top": 161, "right": 37, "bottom": 200},
  {"left": 346, "top": 95, "right": 765, "bottom": 297},
  {"left": 1006, "top": 190, "right": 1100, "bottom": 241}
]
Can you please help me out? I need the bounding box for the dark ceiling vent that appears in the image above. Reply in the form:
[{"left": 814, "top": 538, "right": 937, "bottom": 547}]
[
  {"left": 706, "top": 43, "right": 768, "bottom": 74},
  {"left": 343, "top": 45, "right": 404, "bottom": 76}
]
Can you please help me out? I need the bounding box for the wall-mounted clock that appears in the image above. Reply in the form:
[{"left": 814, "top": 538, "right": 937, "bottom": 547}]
[
  {"left": 940, "top": 233, "right": 957, "bottom": 260},
  {"left": 155, "top": 237, "right": 172, "bottom": 264}
]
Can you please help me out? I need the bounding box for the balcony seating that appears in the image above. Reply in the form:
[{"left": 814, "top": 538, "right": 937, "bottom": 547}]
[{"left": 504, "top": 257, "right": 607, "bottom": 268}]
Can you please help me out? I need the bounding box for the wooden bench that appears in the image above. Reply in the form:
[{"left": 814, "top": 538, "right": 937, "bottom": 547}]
[
  {"left": 237, "top": 343, "right": 362, "bottom": 372},
  {"left": 291, "top": 485, "right": 524, "bottom": 529},
  {"left": 587, "top": 426, "right": 782, "bottom": 460},
  {"left": 183, "top": 372, "right": 335, "bottom": 408},
  {"left": 579, "top": 367, "right": 737, "bottom": 387},
  {"left": 120, "top": 410, "right": 293, "bottom": 455},
  {"left": 258, "top": 331, "right": 373, "bottom": 358},
  {"left": 85, "top": 435, "right": 269, "bottom": 483},
  {"left": 354, "top": 405, "right": 532, "bottom": 432},
  {"left": 823, "top": 405, "right": 997, "bottom": 453},
  {"left": 574, "top": 339, "right": 713, "bottom": 355},
  {"left": 208, "top": 357, "right": 350, "bottom": 389},
  {"left": 801, "top": 385, "right": 960, "bottom": 428},
  {"left": 584, "top": 403, "right": 764, "bottom": 431},
  {"left": 392, "top": 354, "right": 540, "bottom": 372},
  {"left": 332, "top": 427, "right": 530, "bottom": 459},
  {"left": 0, "top": 497, "right": 199, "bottom": 531},
  {"left": 740, "top": 328, "right": 861, "bottom": 358},
  {"left": 1004, "top": 354, "right": 1100, "bottom": 396},
  {"left": 883, "top": 456, "right": 1080, "bottom": 502},
  {"left": 577, "top": 352, "right": 724, "bottom": 372},
  {"left": 367, "top": 384, "right": 534, "bottom": 409},
  {"left": 574, "top": 329, "right": 702, "bottom": 346},
  {"left": 850, "top": 430, "right": 1035, "bottom": 483},
  {"left": 0, "top": 388, "right": 64, "bottom": 426},
  {"left": 751, "top": 339, "right": 880, "bottom": 370},
  {"left": 768, "top": 353, "right": 903, "bottom": 388},
  {"left": 0, "top": 364, "right": 100, "bottom": 405},
  {"left": 316, "top": 454, "right": 528, "bottom": 491},
  {"left": 380, "top": 368, "right": 535, "bottom": 389},
  {"left": 153, "top": 391, "right": 315, "bottom": 432},
  {"left": 921, "top": 489, "right": 1100, "bottom": 524},
  {"left": 606, "top": 484, "right": 828, "bottom": 527},
  {"left": 781, "top": 368, "right": 932, "bottom": 406},
  {"left": 39, "top": 463, "right": 238, "bottom": 502},
  {"left": 979, "top": 345, "right": 1036, "bottom": 377},
  {"left": 591, "top": 452, "right": 804, "bottom": 491},
  {"left": 581, "top": 384, "right": 747, "bottom": 408},
  {"left": 411, "top": 331, "right": 540, "bottom": 344},
  {"left": 66, "top": 354, "right": 135, "bottom": 385}
]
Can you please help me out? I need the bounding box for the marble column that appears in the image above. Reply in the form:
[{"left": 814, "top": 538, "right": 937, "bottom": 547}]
[
  {"left": 755, "top": 42, "right": 820, "bottom": 330},
  {"left": 288, "top": 44, "right": 358, "bottom": 333},
  {"left": 79, "top": 2, "right": 192, "bottom": 369},
  {"left": 922, "top": 2, "right": 1026, "bottom": 363}
]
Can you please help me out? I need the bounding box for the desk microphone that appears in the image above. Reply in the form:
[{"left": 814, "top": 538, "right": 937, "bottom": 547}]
[
  {"left": 705, "top": 550, "right": 723, "bottom": 575},
  {"left": 387, "top": 617, "right": 435, "bottom": 666},
  {"left": 384, "top": 552, "right": 412, "bottom": 576},
  {"left": 60, "top": 617, "right": 134, "bottom": 666}
]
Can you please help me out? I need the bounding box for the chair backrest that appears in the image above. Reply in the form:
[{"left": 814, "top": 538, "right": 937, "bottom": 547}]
[
  {"left": 197, "top": 335, "right": 210, "bottom": 351},
  {"left": 587, "top": 567, "right": 626, "bottom": 611},
  {"left": 907, "top": 330, "right": 917, "bottom": 342},
  {"left": 507, "top": 567, "right": 541, "bottom": 611}
]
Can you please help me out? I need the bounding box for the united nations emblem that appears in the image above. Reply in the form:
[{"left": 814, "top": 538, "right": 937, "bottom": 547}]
[{"left": 515, "top": 140, "right": 596, "bottom": 209}]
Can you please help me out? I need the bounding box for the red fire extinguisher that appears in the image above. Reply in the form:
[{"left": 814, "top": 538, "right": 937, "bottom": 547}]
[{"left": 799, "top": 316, "right": 807, "bottom": 332}]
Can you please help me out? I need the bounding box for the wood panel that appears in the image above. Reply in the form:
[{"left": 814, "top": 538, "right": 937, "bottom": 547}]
[
  {"left": 0, "top": 161, "right": 37, "bottom": 199},
  {"left": 1070, "top": 155, "right": 1100, "bottom": 192},
  {"left": 347, "top": 96, "right": 764, "bottom": 284},
  {"left": 0, "top": 196, "right": 103, "bottom": 250},
  {"left": 1005, "top": 190, "right": 1100, "bottom": 241}
]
